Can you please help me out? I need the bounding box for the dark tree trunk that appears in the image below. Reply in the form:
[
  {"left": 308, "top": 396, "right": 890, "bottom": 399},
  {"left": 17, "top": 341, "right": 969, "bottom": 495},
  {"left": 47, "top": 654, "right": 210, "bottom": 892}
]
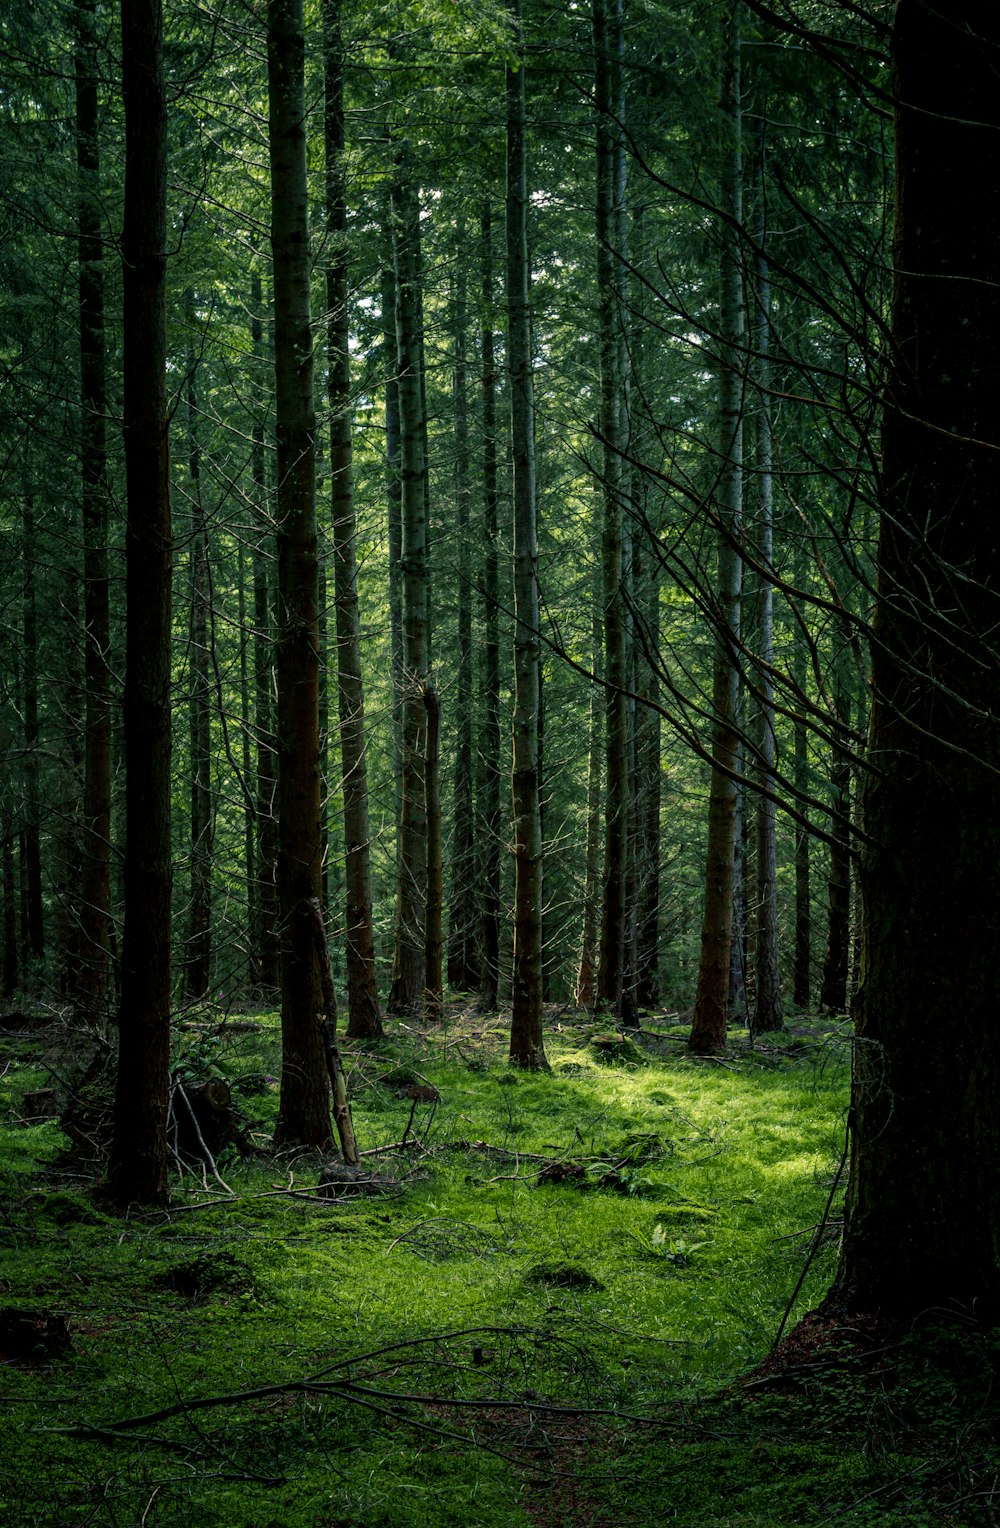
[
  {"left": 3, "top": 812, "right": 16, "bottom": 997},
  {"left": 75, "top": 0, "right": 112, "bottom": 1027},
  {"left": 20, "top": 504, "right": 43, "bottom": 973},
  {"left": 185, "top": 317, "right": 212, "bottom": 1001},
  {"left": 250, "top": 273, "right": 280, "bottom": 996},
  {"left": 832, "top": 0, "right": 1000, "bottom": 1321},
  {"left": 593, "top": 0, "right": 629, "bottom": 1016},
  {"left": 577, "top": 604, "right": 603, "bottom": 1010},
  {"left": 109, "top": 0, "right": 172, "bottom": 1207},
  {"left": 477, "top": 203, "right": 502, "bottom": 1014},
  {"left": 506, "top": 1, "right": 547, "bottom": 1069},
  {"left": 749, "top": 148, "right": 783, "bottom": 1039},
  {"left": 690, "top": 0, "right": 743, "bottom": 1055},
  {"left": 269, "top": 0, "right": 331, "bottom": 1151},
  {"left": 447, "top": 245, "right": 479, "bottom": 995},
  {"left": 323, "top": 0, "right": 383, "bottom": 1039},
  {"left": 387, "top": 151, "right": 430, "bottom": 1018},
  {"left": 381, "top": 208, "right": 404, "bottom": 852},
  {"left": 424, "top": 682, "right": 443, "bottom": 1019},
  {"left": 819, "top": 654, "right": 851, "bottom": 1014}
]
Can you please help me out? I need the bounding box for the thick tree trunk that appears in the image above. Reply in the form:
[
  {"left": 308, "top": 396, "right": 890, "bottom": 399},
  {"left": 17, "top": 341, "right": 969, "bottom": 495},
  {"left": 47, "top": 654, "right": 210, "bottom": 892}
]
[
  {"left": 269, "top": 0, "right": 331, "bottom": 1151},
  {"left": 689, "top": 0, "right": 743, "bottom": 1055},
  {"left": 477, "top": 203, "right": 502, "bottom": 1014},
  {"left": 75, "top": 0, "right": 112, "bottom": 1027},
  {"left": 2, "top": 813, "right": 15, "bottom": 997},
  {"left": 832, "top": 0, "right": 1000, "bottom": 1320},
  {"left": 387, "top": 151, "right": 429, "bottom": 1018},
  {"left": 423, "top": 682, "right": 443, "bottom": 1019},
  {"left": 109, "top": 0, "right": 172, "bottom": 1206},
  {"left": 506, "top": 3, "right": 547, "bottom": 1069},
  {"left": 323, "top": 0, "right": 383, "bottom": 1039},
  {"left": 381, "top": 208, "right": 404, "bottom": 853}
]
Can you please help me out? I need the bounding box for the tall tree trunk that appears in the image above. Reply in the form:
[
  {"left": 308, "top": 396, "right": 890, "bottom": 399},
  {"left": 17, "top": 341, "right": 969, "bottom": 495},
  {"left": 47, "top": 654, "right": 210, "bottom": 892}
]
[
  {"left": 477, "top": 202, "right": 502, "bottom": 1014},
  {"left": 2, "top": 812, "right": 15, "bottom": 998},
  {"left": 577, "top": 603, "right": 603, "bottom": 1010},
  {"left": 21, "top": 503, "right": 43, "bottom": 974},
  {"left": 323, "top": 0, "right": 383, "bottom": 1039},
  {"left": 387, "top": 150, "right": 429, "bottom": 1017},
  {"left": 832, "top": 0, "right": 1000, "bottom": 1320},
  {"left": 689, "top": 0, "right": 744, "bottom": 1055},
  {"left": 749, "top": 132, "right": 783, "bottom": 1038},
  {"left": 75, "top": 0, "right": 111, "bottom": 1027},
  {"left": 424, "top": 682, "right": 443, "bottom": 1019},
  {"left": 791, "top": 534, "right": 811, "bottom": 1009},
  {"left": 185, "top": 316, "right": 212, "bottom": 1001},
  {"left": 250, "top": 273, "right": 280, "bottom": 995},
  {"left": 506, "top": 1, "right": 547, "bottom": 1069},
  {"left": 109, "top": 0, "right": 172, "bottom": 1206},
  {"left": 269, "top": 0, "right": 331, "bottom": 1150},
  {"left": 237, "top": 538, "right": 255, "bottom": 970},
  {"left": 381, "top": 206, "right": 404, "bottom": 853},
  {"left": 593, "top": 0, "right": 629, "bottom": 1016},
  {"left": 447, "top": 246, "right": 479, "bottom": 994},
  {"left": 819, "top": 651, "right": 851, "bottom": 1013}
]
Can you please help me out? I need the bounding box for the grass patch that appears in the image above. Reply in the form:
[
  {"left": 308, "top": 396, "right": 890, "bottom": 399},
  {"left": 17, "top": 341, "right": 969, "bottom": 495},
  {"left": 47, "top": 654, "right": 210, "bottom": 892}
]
[{"left": 1, "top": 1008, "right": 995, "bottom": 1525}]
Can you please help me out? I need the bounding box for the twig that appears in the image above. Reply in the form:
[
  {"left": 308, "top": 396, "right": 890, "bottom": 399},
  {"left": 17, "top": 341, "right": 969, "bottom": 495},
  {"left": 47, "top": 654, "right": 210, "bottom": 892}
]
[{"left": 172, "top": 1082, "right": 234, "bottom": 1196}]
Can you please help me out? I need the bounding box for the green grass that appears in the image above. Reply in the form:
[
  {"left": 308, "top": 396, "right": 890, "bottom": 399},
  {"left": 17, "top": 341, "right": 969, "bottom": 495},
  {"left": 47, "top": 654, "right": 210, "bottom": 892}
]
[{"left": 1, "top": 1010, "right": 996, "bottom": 1526}]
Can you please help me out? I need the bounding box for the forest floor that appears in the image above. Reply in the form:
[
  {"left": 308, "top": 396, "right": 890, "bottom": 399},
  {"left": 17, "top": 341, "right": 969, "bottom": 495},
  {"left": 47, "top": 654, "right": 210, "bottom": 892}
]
[{"left": 1, "top": 1002, "right": 998, "bottom": 1526}]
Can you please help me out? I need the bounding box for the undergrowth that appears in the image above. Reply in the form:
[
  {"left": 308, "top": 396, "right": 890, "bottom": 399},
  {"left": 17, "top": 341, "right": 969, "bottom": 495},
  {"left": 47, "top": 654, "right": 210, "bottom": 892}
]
[{"left": 1, "top": 1007, "right": 996, "bottom": 1525}]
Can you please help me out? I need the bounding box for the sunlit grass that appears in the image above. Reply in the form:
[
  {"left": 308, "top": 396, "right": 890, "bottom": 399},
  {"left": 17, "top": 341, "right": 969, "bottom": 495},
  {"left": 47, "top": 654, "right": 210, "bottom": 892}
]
[{"left": 3, "top": 1006, "right": 942, "bottom": 1528}]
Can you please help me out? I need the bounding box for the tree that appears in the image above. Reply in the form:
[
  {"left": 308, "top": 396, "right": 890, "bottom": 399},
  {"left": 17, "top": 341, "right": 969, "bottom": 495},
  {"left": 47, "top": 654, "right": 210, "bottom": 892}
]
[
  {"left": 108, "top": 0, "right": 172, "bottom": 1207},
  {"left": 689, "top": 0, "right": 744, "bottom": 1056},
  {"left": 323, "top": 0, "right": 383, "bottom": 1040},
  {"left": 74, "top": 0, "right": 112, "bottom": 1029},
  {"left": 269, "top": 0, "right": 331, "bottom": 1151},
  {"left": 506, "top": 2, "right": 547, "bottom": 1069},
  {"left": 832, "top": 0, "right": 1000, "bottom": 1320}
]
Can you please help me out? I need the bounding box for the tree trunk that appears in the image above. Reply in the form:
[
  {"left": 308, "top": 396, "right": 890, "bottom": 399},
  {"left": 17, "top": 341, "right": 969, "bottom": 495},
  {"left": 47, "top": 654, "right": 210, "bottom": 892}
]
[
  {"left": 323, "top": 0, "right": 383, "bottom": 1039},
  {"left": 250, "top": 273, "right": 280, "bottom": 996},
  {"left": 832, "top": 0, "right": 1000, "bottom": 1321},
  {"left": 387, "top": 150, "right": 429, "bottom": 1018},
  {"left": 185, "top": 314, "right": 213, "bottom": 1001},
  {"left": 109, "top": 0, "right": 172, "bottom": 1206},
  {"left": 749, "top": 135, "right": 783, "bottom": 1039},
  {"left": 20, "top": 504, "right": 43, "bottom": 974},
  {"left": 593, "top": 0, "right": 629, "bottom": 1016},
  {"left": 577, "top": 603, "right": 603, "bottom": 1010},
  {"left": 2, "top": 812, "right": 15, "bottom": 998},
  {"left": 269, "top": 0, "right": 331, "bottom": 1151},
  {"left": 75, "top": 0, "right": 112, "bottom": 1028},
  {"left": 424, "top": 682, "right": 443, "bottom": 1019},
  {"left": 477, "top": 203, "right": 502, "bottom": 1014},
  {"left": 447, "top": 246, "right": 479, "bottom": 995},
  {"left": 506, "top": 1, "right": 547, "bottom": 1069},
  {"left": 819, "top": 653, "right": 851, "bottom": 1014},
  {"left": 689, "top": 0, "right": 743, "bottom": 1056}
]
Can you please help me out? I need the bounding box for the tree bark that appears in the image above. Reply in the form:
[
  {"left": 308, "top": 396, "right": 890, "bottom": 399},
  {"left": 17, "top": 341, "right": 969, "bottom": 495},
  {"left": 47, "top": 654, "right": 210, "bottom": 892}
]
[
  {"left": 109, "top": 0, "right": 172, "bottom": 1206},
  {"left": 832, "top": 0, "right": 1000, "bottom": 1321},
  {"left": 269, "top": 0, "right": 331, "bottom": 1151},
  {"left": 323, "top": 0, "right": 383, "bottom": 1039},
  {"left": 749, "top": 134, "right": 783, "bottom": 1038},
  {"left": 387, "top": 148, "right": 430, "bottom": 1018},
  {"left": 506, "top": 2, "right": 547, "bottom": 1069},
  {"left": 184, "top": 312, "right": 213, "bottom": 1001},
  {"left": 447, "top": 245, "right": 479, "bottom": 995},
  {"left": 477, "top": 203, "right": 502, "bottom": 1014},
  {"left": 75, "top": 0, "right": 112, "bottom": 1028},
  {"left": 250, "top": 272, "right": 281, "bottom": 996},
  {"left": 593, "top": 0, "right": 629, "bottom": 1016},
  {"left": 689, "top": 0, "right": 744, "bottom": 1056}
]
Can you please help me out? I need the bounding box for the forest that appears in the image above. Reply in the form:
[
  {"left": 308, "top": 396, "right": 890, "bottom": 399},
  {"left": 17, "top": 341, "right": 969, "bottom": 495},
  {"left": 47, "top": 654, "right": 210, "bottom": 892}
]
[{"left": 2, "top": 0, "right": 1000, "bottom": 1523}]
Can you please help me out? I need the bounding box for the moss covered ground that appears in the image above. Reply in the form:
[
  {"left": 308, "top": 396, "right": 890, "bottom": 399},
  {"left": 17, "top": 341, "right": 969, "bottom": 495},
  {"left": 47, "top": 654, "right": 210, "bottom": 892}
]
[{"left": 1, "top": 1007, "right": 997, "bottom": 1526}]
